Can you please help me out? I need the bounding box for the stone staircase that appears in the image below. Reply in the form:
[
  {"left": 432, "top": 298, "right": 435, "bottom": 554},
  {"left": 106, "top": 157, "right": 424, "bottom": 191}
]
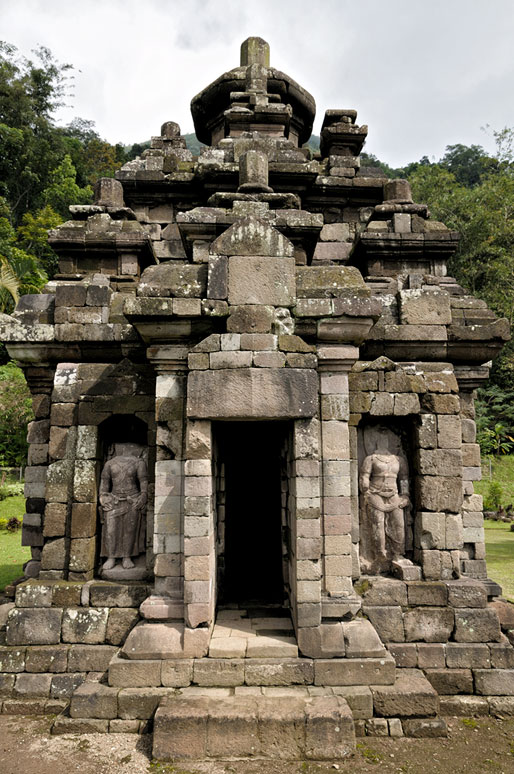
[{"left": 52, "top": 614, "right": 448, "bottom": 753}]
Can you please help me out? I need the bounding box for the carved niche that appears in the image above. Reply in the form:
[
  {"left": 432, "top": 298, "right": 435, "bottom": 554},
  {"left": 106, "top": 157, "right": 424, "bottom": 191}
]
[
  {"left": 358, "top": 424, "right": 414, "bottom": 576},
  {"left": 98, "top": 441, "right": 148, "bottom": 578}
]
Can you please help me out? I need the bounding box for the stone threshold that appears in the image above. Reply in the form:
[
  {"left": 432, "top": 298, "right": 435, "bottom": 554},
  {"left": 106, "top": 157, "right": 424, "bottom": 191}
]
[{"left": 210, "top": 606, "right": 297, "bottom": 658}]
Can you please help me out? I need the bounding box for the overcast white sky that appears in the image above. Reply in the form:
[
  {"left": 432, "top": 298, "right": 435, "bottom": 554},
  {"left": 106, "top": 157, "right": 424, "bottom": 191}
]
[{"left": 2, "top": 0, "right": 514, "bottom": 167}]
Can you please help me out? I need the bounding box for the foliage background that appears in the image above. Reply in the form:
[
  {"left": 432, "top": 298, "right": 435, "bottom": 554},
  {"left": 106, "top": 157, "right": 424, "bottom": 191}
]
[{"left": 0, "top": 40, "right": 513, "bottom": 466}]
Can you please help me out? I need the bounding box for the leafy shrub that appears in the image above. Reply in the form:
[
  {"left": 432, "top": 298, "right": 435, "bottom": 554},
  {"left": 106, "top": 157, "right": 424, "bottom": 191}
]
[
  {"left": 6, "top": 516, "right": 20, "bottom": 532},
  {"left": 484, "top": 480, "right": 503, "bottom": 511},
  {"left": 0, "top": 518, "right": 8, "bottom": 530}
]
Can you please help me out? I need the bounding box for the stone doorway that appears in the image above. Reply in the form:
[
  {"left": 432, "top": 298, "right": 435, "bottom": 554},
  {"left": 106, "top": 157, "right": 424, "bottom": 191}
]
[{"left": 214, "top": 421, "right": 290, "bottom": 606}]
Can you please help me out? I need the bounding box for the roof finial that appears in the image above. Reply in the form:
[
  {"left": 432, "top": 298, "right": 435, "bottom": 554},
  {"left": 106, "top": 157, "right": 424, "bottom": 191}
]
[{"left": 240, "top": 37, "right": 270, "bottom": 67}]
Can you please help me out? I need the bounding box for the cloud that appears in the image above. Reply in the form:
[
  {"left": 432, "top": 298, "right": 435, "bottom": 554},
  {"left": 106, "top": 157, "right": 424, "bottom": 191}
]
[{"left": 1, "top": 0, "right": 513, "bottom": 165}]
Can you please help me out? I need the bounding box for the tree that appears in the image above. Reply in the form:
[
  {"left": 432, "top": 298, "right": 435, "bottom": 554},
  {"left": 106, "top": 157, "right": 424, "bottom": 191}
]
[
  {"left": 0, "top": 362, "right": 33, "bottom": 467},
  {"left": 0, "top": 41, "right": 73, "bottom": 222},
  {"left": 440, "top": 143, "right": 494, "bottom": 187},
  {"left": 0, "top": 197, "right": 48, "bottom": 312},
  {"left": 17, "top": 205, "right": 62, "bottom": 276},
  {"left": 42, "top": 154, "right": 92, "bottom": 218}
]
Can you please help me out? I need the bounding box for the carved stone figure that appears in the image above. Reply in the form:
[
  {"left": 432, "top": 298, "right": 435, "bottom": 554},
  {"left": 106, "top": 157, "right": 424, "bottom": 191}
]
[
  {"left": 359, "top": 426, "right": 411, "bottom": 574},
  {"left": 99, "top": 442, "right": 148, "bottom": 571}
]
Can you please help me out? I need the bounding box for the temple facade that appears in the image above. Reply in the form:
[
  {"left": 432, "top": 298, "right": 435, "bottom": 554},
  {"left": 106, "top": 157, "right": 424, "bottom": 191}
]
[{"left": 0, "top": 37, "right": 513, "bottom": 757}]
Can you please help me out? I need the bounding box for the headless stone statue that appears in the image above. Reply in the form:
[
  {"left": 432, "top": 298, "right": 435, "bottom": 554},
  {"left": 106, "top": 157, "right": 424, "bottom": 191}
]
[
  {"left": 359, "top": 428, "right": 410, "bottom": 573},
  {"left": 99, "top": 442, "right": 148, "bottom": 572}
]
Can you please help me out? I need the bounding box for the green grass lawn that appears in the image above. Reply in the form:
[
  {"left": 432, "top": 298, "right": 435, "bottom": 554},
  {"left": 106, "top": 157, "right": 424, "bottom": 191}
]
[
  {"left": 0, "top": 494, "right": 25, "bottom": 520},
  {"left": 475, "top": 454, "right": 514, "bottom": 508},
  {"left": 484, "top": 520, "right": 514, "bottom": 602}
]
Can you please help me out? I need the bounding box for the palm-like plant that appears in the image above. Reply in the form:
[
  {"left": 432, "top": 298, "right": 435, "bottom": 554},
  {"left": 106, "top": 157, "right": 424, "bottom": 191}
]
[{"left": 0, "top": 251, "right": 47, "bottom": 313}]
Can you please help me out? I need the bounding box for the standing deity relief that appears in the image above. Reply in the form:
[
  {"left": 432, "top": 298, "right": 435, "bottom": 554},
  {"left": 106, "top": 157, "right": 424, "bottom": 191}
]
[
  {"left": 358, "top": 424, "right": 414, "bottom": 575},
  {"left": 98, "top": 441, "right": 148, "bottom": 579}
]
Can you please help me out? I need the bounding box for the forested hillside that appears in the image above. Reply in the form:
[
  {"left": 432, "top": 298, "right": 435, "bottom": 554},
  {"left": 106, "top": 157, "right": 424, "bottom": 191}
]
[{"left": 1, "top": 40, "right": 513, "bottom": 465}]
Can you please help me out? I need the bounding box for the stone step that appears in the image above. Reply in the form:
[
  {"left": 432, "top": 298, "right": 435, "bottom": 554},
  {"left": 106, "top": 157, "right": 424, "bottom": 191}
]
[
  {"left": 370, "top": 668, "right": 439, "bottom": 717},
  {"left": 108, "top": 653, "right": 396, "bottom": 688},
  {"left": 152, "top": 694, "right": 355, "bottom": 761},
  {"left": 65, "top": 680, "right": 373, "bottom": 724}
]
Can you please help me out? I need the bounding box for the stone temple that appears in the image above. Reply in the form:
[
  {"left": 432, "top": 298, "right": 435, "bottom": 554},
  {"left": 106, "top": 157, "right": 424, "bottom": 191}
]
[{"left": 1, "top": 37, "right": 513, "bottom": 759}]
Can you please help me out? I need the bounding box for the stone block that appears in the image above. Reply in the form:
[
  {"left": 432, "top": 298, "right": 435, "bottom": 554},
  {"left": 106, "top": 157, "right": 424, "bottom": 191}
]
[
  {"left": 25, "top": 645, "right": 68, "bottom": 673},
  {"left": 474, "top": 669, "right": 514, "bottom": 695},
  {"left": 490, "top": 599, "right": 514, "bottom": 630},
  {"left": 343, "top": 619, "right": 386, "bottom": 657},
  {"left": 108, "top": 656, "right": 162, "bottom": 687},
  {"left": 70, "top": 682, "right": 119, "bottom": 719},
  {"left": 68, "top": 644, "right": 117, "bottom": 672},
  {"left": 51, "top": 673, "right": 86, "bottom": 698},
  {"left": 0, "top": 674, "right": 15, "bottom": 696},
  {"left": 454, "top": 609, "right": 501, "bottom": 642},
  {"left": 13, "top": 672, "right": 52, "bottom": 698},
  {"left": 209, "top": 637, "right": 247, "bottom": 659},
  {"left": 371, "top": 669, "right": 438, "bottom": 717},
  {"left": 417, "top": 643, "right": 446, "bottom": 668},
  {"left": 122, "top": 623, "right": 185, "bottom": 659},
  {"left": 153, "top": 696, "right": 210, "bottom": 759},
  {"left": 89, "top": 582, "right": 148, "bottom": 608},
  {"left": 52, "top": 717, "right": 109, "bottom": 734},
  {"left": 228, "top": 255, "right": 295, "bottom": 307},
  {"left": 244, "top": 659, "right": 314, "bottom": 686},
  {"left": 365, "top": 717, "right": 389, "bottom": 736},
  {"left": 488, "top": 642, "right": 514, "bottom": 668},
  {"left": 305, "top": 696, "right": 355, "bottom": 760},
  {"left": 206, "top": 696, "right": 260, "bottom": 758},
  {"left": 414, "top": 512, "right": 446, "bottom": 549},
  {"left": 404, "top": 608, "right": 454, "bottom": 642},
  {"left": 445, "top": 514, "right": 464, "bottom": 549},
  {"left": 446, "top": 580, "right": 487, "bottom": 608},
  {"left": 161, "top": 659, "right": 194, "bottom": 687},
  {"left": 246, "top": 637, "right": 298, "bottom": 658},
  {"left": 357, "top": 577, "right": 408, "bottom": 606},
  {"left": 489, "top": 697, "right": 514, "bottom": 716},
  {"left": 73, "top": 459, "right": 97, "bottom": 502},
  {"left": 41, "top": 538, "right": 66, "bottom": 570},
  {"left": 408, "top": 581, "right": 447, "bottom": 606},
  {"left": 417, "top": 476, "right": 462, "bottom": 513},
  {"left": 226, "top": 304, "right": 274, "bottom": 333},
  {"left": 399, "top": 288, "right": 451, "bottom": 326},
  {"left": 61, "top": 608, "right": 109, "bottom": 644},
  {"left": 194, "top": 659, "right": 245, "bottom": 686},
  {"left": 70, "top": 502, "right": 97, "bottom": 537},
  {"left": 6, "top": 608, "right": 62, "bottom": 646},
  {"left": 439, "top": 695, "right": 489, "bottom": 715},
  {"left": 394, "top": 393, "right": 420, "bottom": 415},
  {"left": 425, "top": 668, "right": 473, "bottom": 694},
  {"left": 314, "top": 655, "right": 396, "bottom": 686},
  {"left": 417, "top": 413, "right": 437, "bottom": 448},
  {"left": 446, "top": 643, "right": 491, "bottom": 668},
  {"left": 118, "top": 686, "right": 170, "bottom": 719},
  {"left": 401, "top": 718, "right": 447, "bottom": 737},
  {"left": 416, "top": 449, "right": 462, "bottom": 477},
  {"left": 363, "top": 606, "right": 404, "bottom": 643},
  {"left": 15, "top": 582, "right": 52, "bottom": 608},
  {"left": 68, "top": 538, "right": 96, "bottom": 572},
  {"left": 106, "top": 608, "right": 140, "bottom": 645},
  {"left": 187, "top": 368, "right": 317, "bottom": 420},
  {"left": 388, "top": 643, "right": 418, "bottom": 668},
  {"left": 43, "top": 502, "right": 67, "bottom": 537}
]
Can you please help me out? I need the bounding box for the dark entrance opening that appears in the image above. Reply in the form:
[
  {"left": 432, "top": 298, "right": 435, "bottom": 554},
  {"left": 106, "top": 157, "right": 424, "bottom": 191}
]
[{"left": 215, "top": 421, "right": 288, "bottom": 605}]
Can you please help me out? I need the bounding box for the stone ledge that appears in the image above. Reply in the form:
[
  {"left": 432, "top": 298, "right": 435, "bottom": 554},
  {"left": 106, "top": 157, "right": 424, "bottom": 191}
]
[{"left": 153, "top": 694, "right": 355, "bottom": 760}]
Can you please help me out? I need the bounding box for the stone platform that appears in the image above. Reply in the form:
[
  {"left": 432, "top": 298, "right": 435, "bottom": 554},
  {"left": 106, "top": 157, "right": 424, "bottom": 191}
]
[{"left": 153, "top": 694, "right": 355, "bottom": 761}]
